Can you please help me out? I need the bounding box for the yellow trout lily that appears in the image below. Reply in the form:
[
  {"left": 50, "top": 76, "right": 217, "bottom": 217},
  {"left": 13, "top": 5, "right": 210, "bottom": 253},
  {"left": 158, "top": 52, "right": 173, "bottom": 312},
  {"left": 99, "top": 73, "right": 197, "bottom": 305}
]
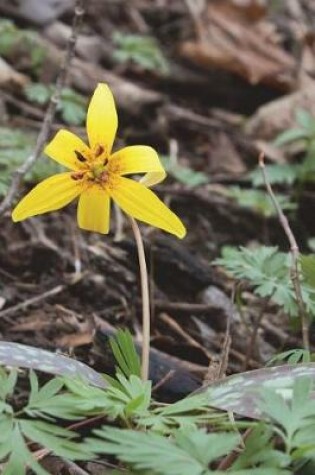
[{"left": 12, "top": 84, "right": 186, "bottom": 238}]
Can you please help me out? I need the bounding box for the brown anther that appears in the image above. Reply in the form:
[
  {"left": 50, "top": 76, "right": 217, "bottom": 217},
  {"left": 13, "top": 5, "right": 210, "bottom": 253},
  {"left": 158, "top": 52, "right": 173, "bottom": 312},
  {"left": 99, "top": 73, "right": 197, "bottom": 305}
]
[
  {"left": 75, "top": 151, "right": 87, "bottom": 163},
  {"left": 71, "top": 172, "right": 84, "bottom": 181},
  {"left": 103, "top": 158, "right": 109, "bottom": 166},
  {"left": 100, "top": 171, "right": 109, "bottom": 182},
  {"left": 95, "top": 144, "right": 104, "bottom": 157}
]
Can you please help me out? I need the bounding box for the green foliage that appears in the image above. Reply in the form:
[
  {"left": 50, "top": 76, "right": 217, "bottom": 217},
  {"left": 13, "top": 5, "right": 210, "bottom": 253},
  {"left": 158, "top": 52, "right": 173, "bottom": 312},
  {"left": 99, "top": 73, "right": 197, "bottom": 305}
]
[
  {"left": 274, "top": 110, "right": 315, "bottom": 147},
  {"left": 249, "top": 109, "right": 315, "bottom": 190},
  {"left": 301, "top": 254, "right": 315, "bottom": 290},
  {"left": 250, "top": 109, "right": 315, "bottom": 188},
  {"left": 267, "top": 349, "right": 312, "bottom": 365},
  {"left": 0, "top": 127, "right": 63, "bottom": 196},
  {"left": 249, "top": 164, "right": 299, "bottom": 187},
  {"left": 231, "top": 424, "right": 290, "bottom": 471},
  {"left": 260, "top": 377, "right": 315, "bottom": 459},
  {"left": 214, "top": 246, "right": 315, "bottom": 317},
  {"left": 228, "top": 187, "right": 295, "bottom": 217},
  {"left": 109, "top": 328, "right": 141, "bottom": 378},
  {"left": 63, "top": 372, "right": 151, "bottom": 421},
  {"left": 24, "top": 83, "right": 87, "bottom": 125},
  {"left": 140, "top": 393, "right": 223, "bottom": 433},
  {"left": 161, "top": 155, "right": 208, "bottom": 187},
  {"left": 112, "top": 32, "right": 169, "bottom": 74},
  {"left": 0, "top": 20, "right": 45, "bottom": 73},
  {"left": 87, "top": 426, "right": 240, "bottom": 475},
  {"left": 0, "top": 371, "right": 92, "bottom": 475},
  {"left": 2, "top": 340, "right": 315, "bottom": 473}
]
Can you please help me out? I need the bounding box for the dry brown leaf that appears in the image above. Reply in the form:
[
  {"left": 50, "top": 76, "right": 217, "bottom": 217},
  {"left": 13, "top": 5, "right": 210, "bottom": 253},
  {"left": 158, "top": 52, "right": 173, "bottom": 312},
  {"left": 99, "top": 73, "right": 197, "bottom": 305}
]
[
  {"left": 180, "top": 0, "right": 295, "bottom": 90},
  {"left": 245, "top": 81, "right": 315, "bottom": 139},
  {"left": 0, "top": 57, "right": 28, "bottom": 89}
]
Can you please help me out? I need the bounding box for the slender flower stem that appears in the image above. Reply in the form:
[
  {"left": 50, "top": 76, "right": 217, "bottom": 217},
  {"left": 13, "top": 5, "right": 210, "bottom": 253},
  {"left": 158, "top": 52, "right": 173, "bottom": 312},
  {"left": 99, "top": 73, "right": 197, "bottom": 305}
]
[{"left": 129, "top": 217, "right": 150, "bottom": 380}]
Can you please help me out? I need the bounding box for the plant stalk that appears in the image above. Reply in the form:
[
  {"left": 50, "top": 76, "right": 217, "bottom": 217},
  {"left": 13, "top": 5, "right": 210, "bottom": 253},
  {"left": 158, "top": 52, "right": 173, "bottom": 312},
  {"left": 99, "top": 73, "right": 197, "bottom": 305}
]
[{"left": 129, "top": 217, "right": 150, "bottom": 380}]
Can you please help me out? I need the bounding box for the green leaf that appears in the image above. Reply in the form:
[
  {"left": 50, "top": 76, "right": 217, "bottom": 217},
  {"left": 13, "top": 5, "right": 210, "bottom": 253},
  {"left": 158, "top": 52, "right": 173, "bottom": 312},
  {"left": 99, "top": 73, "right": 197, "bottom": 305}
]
[
  {"left": 140, "top": 393, "right": 223, "bottom": 433},
  {"left": 250, "top": 164, "right": 299, "bottom": 187},
  {"left": 259, "top": 377, "right": 315, "bottom": 455},
  {"left": 112, "top": 33, "right": 169, "bottom": 75},
  {"left": 20, "top": 419, "right": 93, "bottom": 460},
  {"left": 231, "top": 424, "right": 290, "bottom": 470},
  {"left": 59, "top": 87, "right": 86, "bottom": 125},
  {"left": 267, "top": 349, "right": 312, "bottom": 365},
  {"left": 214, "top": 246, "right": 295, "bottom": 315},
  {"left": 24, "top": 83, "right": 51, "bottom": 104},
  {"left": 296, "top": 110, "right": 315, "bottom": 133},
  {"left": 227, "top": 187, "right": 295, "bottom": 217},
  {"left": 88, "top": 426, "right": 239, "bottom": 475},
  {"left": 161, "top": 155, "right": 208, "bottom": 187},
  {"left": 274, "top": 128, "right": 309, "bottom": 146},
  {"left": 109, "top": 328, "right": 141, "bottom": 378},
  {"left": 215, "top": 246, "right": 315, "bottom": 318},
  {"left": 24, "top": 83, "right": 87, "bottom": 125},
  {"left": 301, "top": 255, "right": 315, "bottom": 289},
  {"left": 0, "top": 369, "right": 18, "bottom": 401},
  {"left": 2, "top": 423, "right": 49, "bottom": 475},
  {"left": 0, "top": 20, "right": 46, "bottom": 73}
]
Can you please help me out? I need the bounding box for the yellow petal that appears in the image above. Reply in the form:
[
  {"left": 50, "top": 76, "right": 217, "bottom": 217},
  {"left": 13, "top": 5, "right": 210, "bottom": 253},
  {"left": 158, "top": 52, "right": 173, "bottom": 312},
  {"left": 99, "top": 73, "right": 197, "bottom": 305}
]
[
  {"left": 77, "top": 186, "right": 111, "bottom": 234},
  {"left": 109, "top": 145, "right": 166, "bottom": 187},
  {"left": 44, "top": 130, "right": 90, "bottom": 171},
  {"left": 12, "top": 173, "right": 81, "bottom": 221},
  {"left": 86, "top": 83, "right": 118, "bottom": 154},
  {"left": 110, "top": 177, "right": 186, "bottom": 238}
]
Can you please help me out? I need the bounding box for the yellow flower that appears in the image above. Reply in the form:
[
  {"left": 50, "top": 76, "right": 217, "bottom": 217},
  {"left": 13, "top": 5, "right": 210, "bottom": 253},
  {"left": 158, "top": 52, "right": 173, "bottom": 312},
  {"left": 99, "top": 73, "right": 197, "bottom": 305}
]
[{"left": 12, "top": 84, "right": 186, "bottom": 238}]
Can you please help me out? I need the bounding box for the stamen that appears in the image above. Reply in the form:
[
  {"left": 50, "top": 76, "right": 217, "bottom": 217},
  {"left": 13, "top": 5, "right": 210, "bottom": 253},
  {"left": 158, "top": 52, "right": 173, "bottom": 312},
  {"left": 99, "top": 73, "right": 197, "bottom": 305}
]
[
  {"left": 103, "top": 158, "right": 109, "bottom": 166},
  {"left": 75, "top": 151, "right": 87, "bottom": 163},
  {"left": 95, "top": 145, "right": 104, "bottom": 157},
  {"left": 71, "top": 172, "right": 84, "bottom": 181}
]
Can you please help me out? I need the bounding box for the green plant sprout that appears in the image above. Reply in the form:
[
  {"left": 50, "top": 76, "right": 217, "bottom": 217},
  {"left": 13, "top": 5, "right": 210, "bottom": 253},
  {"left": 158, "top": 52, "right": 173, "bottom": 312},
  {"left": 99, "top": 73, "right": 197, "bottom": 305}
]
[
  {"left": 0, "top": 127, "right": 63, "bottom": 197},
  {"left": 24, "top": 83, "right": 87, "bottom": 126},
  {"left": 0, "top": 20, "right": 46, "bottom": 74},
  {"left": 250, "top": 109, "right": 315, "bottom": 187},
  {"left": 214, "top": 245, "right": 315, "bottom": 318},
  {"left": 160, "top": 155, "right": 208, "bottom": 187},
  {"left": 112, "top": 32, "right": 169, "bottom": 74},
  {"left": 2, "top": 334, "right": 315, "bottom": 473},
  {"left": 227, "top": 187, "right": 295, "bottom": 218}
]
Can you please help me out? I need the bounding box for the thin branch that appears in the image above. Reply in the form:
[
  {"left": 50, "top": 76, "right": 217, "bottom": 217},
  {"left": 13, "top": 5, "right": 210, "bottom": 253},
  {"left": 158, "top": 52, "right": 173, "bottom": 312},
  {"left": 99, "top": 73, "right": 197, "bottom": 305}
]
[
  {"left": 129, "top": 218, "right": 151, "bottom": 381},
  {"left": 0, "top": 0, "right": 85, "bottom": 217},
  {"left": 0, "top": 285, "right": 65, "bottom": 321},
  {"left": 258, "top": 152, "right": 310, "bottom": 351},
  {"left": 217, "top": 428, "right": 252, "bottom": 470}
]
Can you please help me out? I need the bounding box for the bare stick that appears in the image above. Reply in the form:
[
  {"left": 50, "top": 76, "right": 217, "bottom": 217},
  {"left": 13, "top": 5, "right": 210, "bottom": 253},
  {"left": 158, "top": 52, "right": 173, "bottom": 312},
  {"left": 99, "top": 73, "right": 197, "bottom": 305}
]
[
  {"left": 129, "top": 218, "right": 151, "bottom": 381},
  {"left": 258, "top": 152, "right": 310, "bottom": 351},
  {"left": 0, "top": 285, "right": 65, "bottom": 321},
  {"left": 0, "top": 0, "right": 85, "bottom": 217}
]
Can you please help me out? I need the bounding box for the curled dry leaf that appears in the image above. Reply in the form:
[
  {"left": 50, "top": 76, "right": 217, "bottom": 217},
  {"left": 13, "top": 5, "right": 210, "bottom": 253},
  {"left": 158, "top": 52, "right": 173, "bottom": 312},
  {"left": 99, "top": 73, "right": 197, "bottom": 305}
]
[{"left": 180, "top": 0, "right": 295, "bottom": 90}]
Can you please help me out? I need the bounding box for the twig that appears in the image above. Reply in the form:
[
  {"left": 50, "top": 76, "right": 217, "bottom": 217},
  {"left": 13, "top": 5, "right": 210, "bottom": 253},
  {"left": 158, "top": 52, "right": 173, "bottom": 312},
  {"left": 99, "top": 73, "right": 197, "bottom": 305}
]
[
  {"left": 61, "top": 459, "right": 90, "bottom": 475},
  {"left": 0, "top": 285, "right": 65, "bottom": 321},
  {"left": 129, "top": 218, "right": 151, "bottom": 381},
  {"left": 159, "top": 312, "right": 214, "bottom": 360},
  {"left": 0, "top": 0, "right": 85, "bottom": 217},
  {"left": 152, "top": 369, "right": 175, "bottom": 392},
  {"left": 258, "top": 152, "right": 310, "bottom": 351},
  {"left": 217, "top": 428, "right": 252, "bottom": 470},
  {"left": 242, "top": 298, "right": 269, "bottom": 372}
]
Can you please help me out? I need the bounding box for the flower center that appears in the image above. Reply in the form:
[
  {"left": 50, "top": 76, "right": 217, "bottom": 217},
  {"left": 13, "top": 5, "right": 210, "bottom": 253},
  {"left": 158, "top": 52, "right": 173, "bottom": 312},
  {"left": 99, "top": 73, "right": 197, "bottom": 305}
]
[{"left": 71, "top": 144, "right": 112, "bottom": 187}]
